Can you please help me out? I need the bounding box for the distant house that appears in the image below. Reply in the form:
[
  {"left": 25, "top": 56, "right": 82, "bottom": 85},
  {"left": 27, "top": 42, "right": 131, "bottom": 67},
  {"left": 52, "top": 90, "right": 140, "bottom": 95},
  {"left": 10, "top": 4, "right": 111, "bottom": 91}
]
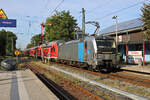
[{"left": 100, "top": 18, "right": 150, "bottom": 64}]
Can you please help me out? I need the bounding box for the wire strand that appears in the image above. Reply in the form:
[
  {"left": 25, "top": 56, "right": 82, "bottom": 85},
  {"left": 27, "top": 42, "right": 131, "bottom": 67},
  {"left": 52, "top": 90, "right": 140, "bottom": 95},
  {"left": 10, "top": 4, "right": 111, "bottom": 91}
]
[
  {"left": 94, "top": 1, "right": 146, "bottom": 20},
  {"left": 50, "top": 0, "right": 64, "bottom": 15},
  {"left": 86, "top": 0, "right": 113, "bottom": 14}
]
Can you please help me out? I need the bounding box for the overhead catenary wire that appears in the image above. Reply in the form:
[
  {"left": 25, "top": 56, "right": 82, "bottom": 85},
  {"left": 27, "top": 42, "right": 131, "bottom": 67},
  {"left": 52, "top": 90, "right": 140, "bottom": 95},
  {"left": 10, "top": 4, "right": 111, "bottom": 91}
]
[
  {"left": 86, "top": 0, "right": 113, "bottom": 14},
  {"left": 94, "top": 0, "right": 146, "bottom": 20},
  {"left": 50, "top": 0, "right": 64, "bottom": 16},
  {"left": 78, "top": 0, "right": 112, "bottom": 22}
]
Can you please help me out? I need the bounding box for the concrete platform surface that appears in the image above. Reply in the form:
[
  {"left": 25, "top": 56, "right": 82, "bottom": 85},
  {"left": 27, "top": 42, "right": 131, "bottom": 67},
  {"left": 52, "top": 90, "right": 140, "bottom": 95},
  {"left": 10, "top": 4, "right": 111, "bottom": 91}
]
[
  {"left": 121, "top": 65, "right": 150, "bottom": 73},
  {"left": 0, "top": 69, "right": 59, "bottom": 100}
]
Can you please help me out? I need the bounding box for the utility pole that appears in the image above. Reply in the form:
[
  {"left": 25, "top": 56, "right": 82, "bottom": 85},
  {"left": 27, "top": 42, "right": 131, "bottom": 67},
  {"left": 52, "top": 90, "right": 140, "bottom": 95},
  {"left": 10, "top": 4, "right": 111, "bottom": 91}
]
[
  {"left": 5, "top": 32, "right": 8, "bottom": 55},
  {"left": 82, "top": 8, "right": 85, "bottom": 35},
  {"left": 112, "top": 16, "right": 118, "bottom": 52},
  {"left": 11, "top": 38, "right": 13, "bottom": 53}
]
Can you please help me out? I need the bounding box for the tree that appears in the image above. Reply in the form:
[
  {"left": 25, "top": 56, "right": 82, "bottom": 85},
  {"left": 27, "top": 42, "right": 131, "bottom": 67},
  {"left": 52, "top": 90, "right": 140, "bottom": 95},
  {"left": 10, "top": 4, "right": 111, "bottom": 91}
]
[
  {"left": 141, "top": 3, "right": 150, "bottom": 39},
  {"left": 26, "top": 34, "right": 42, "bottom": 49},
  {"left": 0, "top": 30, "right": 7, "bottom": 56},
  {"left": 26, "top": 43, "right": 34, "bottom": 49},
  {"left": 31, "top": 34, "right": 42, "bottom": 46},
  {"left": 0, "top": 29, "right": 17, "bottom": 56},
  {"left": 45, "top": 10, "right": 77, "bottom": 41},
  {"left": 6, "top": 31, "right": 17, "bottom": 53}
]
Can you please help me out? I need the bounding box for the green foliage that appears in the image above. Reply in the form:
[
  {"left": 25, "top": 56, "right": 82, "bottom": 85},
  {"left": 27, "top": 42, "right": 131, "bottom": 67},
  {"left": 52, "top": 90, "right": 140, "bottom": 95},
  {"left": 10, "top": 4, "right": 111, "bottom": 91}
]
[
  {"left": 141, "top": 3, "right": 150, "bottom": 39},
  {"left": 45, "top": 10, "right": 77, "bottom": 41},
  {"left": 6, "top": 31, "right": 17, "bottom": 53},
  {"left": 0, "top": 30, "right": 7, "bottom": 56},
  {"left": 31, "top": 34, "right": 42, "bottom": 46},
  {"left": 0, "top": 29, "right": 17, "bottom": 56},
  {"left": 26, "top": 43, "right": 34, "bottom": 49},
  {"left": 26, "top": 34, "right": 41, "bottom": 49},
  {"left": 26, "top": 10, "right": 77, "bottom": 49}
]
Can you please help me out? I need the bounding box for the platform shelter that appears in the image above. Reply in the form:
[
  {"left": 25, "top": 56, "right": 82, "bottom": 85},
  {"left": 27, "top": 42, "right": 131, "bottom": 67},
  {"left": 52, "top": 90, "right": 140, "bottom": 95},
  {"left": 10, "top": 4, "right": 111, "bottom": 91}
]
[{"left": 100, "top": 18, "right": 150, "bottom": 65}]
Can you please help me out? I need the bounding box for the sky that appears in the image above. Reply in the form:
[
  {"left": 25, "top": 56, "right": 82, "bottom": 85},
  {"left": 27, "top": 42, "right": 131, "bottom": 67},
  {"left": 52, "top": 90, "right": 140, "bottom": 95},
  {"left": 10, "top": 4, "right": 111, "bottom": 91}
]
[{"left": 0, "top": 0, "right": 149, "bottom": 49}]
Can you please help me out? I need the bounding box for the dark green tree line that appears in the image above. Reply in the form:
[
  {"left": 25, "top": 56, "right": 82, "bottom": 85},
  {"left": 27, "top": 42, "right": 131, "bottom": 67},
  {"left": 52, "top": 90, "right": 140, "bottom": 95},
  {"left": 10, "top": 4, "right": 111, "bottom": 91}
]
[
  {"left": 0, "top": 30, "right": 7, "bottom": 56},
  {"left": 0, "top": 29, "right": 17, "bottom": 56},
  {"left": 141, "top": 3, "right": 150, "bottom": 39}
]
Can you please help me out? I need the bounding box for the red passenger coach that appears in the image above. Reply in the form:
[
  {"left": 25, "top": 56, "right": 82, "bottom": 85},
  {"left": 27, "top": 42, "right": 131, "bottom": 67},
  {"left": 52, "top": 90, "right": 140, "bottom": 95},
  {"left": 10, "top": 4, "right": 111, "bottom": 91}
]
[
  {"left": 24, "top": 40, "right": 64, "bottom": 62},
  {"left": 24, "top": 48, "right": 32, "bottom": 56},
  {"left": 29, "top": 48, "right": 36, "bottom": 57},
  {"left": 37, "top": 46, "right": 42, "bottom": 57},
  {"left": 43, "top": 43, "right": 51, "bottom": 59},
  {"left": 24, "top": 50, "right": 27, "bottom": 56},
  {"left": 50, "top": 41, "right": 58, "bottom": 60}
]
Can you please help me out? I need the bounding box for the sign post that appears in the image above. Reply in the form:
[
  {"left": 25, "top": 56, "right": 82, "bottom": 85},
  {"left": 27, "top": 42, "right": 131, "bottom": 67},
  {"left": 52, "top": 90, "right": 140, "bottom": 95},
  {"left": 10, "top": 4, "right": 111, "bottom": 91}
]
[
  {"left": 14, "top": 50, "right": 20, "bottom": 56},
  {"left": 0, "top": 9, "right": 16, "bottom": 28},
  {"left": 14, "top": 50, "right": 20, "bottom": 65},
  {"left": 0, "top": 9, "right": 8, "bottom": 19},
  {"left": 0, "top": 19, "right": 16, "bottom": 27}
]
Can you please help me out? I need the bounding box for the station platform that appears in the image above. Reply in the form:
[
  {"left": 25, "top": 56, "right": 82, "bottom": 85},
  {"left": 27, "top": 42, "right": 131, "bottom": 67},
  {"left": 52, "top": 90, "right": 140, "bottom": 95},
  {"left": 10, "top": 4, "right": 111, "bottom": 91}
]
[
  {"left": 0, "top": 69, "right": 59, "bottom": 100},
  {"left": 121, "top": 65, "right": 150, "bottom": 74}
]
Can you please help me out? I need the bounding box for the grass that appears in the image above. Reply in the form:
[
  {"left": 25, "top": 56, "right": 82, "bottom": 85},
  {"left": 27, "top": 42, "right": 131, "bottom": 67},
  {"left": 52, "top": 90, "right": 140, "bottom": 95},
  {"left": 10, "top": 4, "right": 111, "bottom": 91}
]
[
  {"left": 17, "top": 63, "right": 26, "bottom": 69},
  {"left": 0, "top": 66, "right": 4, "bottom": 70},
  {"left": 32, "top": 61, "right": 150, "bottom": 99},
  {"left": 0, "top": 66, "right": 2, "bottom": 70}
]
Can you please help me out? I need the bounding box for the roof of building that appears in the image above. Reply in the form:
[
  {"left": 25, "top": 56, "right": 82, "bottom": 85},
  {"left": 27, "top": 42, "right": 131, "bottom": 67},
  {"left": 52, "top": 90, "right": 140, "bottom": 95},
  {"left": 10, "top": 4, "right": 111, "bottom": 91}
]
[{"left": 100, "top": 18, "right": 144, "bottom": 34}]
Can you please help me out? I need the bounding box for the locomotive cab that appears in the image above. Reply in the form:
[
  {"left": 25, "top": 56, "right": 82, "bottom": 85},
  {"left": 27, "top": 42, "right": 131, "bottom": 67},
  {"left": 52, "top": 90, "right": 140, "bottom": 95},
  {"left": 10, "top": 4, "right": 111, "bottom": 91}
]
[
  {"left": 95, "top": 36, "right": 118, "bottom": 71},
  {"left": 84, "top": 35, "right": 118, "bottom": 71}
]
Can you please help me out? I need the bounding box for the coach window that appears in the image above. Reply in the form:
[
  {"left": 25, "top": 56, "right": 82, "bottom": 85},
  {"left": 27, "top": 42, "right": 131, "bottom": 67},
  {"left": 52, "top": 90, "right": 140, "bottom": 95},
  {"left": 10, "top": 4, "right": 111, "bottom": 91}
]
[{"left": 51, "top": 47, "right": 55, "bottom": 52}]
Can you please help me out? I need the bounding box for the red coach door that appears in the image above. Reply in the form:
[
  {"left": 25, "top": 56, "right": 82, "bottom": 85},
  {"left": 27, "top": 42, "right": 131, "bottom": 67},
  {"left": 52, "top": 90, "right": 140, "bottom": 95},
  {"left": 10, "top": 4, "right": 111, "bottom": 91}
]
[{"left": 50, "top": 42, "right": 58, "bottom": 59}]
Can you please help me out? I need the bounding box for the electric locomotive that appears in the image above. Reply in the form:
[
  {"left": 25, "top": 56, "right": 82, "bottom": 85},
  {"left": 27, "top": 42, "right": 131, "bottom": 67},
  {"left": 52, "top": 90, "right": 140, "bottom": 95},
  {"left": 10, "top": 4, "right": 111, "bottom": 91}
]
[
  {"left": 87, "top": 35, "right": 119, "bottom": 71},
  {"left": 58, "top": 35, "right": 119, "bottom": 71},
  {"left": 24, "top": 35, "right": 119, "bottom": 72}
]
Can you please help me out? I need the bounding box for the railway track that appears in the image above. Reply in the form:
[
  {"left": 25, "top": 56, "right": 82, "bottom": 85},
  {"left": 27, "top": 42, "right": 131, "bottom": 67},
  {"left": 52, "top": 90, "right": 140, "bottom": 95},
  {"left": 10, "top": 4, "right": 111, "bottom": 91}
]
[
  {"left": 30, "top": 62, "right": 150, "bottom": 100},
  {"left": 121, "top": 69, "right": 150, "bottom": 75},
  {"left": 25, "top": 63, "right": 104, "bottom": 100},
  {"left": 44, "top": 62, "right": 150, "bottom": 88},
  {"left": 83, "top": 67, "right": 150, "bottom": 88},
  {"left": 26, "top": 64, "right": 75, "bottom": 100}
]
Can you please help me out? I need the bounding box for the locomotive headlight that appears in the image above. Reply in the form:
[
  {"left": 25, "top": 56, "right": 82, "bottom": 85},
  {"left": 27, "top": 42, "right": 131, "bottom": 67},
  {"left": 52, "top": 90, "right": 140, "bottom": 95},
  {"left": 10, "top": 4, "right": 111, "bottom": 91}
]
[{"left": 3, "top": 62, "right": 7, "bottom": 65}]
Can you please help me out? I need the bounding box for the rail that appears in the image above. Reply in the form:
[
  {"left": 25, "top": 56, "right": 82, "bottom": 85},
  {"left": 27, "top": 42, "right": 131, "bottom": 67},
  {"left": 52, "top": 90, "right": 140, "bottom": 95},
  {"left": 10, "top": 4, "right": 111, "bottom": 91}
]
[{"left": 25, "top": 63, "right": 103, "bottom": 100}]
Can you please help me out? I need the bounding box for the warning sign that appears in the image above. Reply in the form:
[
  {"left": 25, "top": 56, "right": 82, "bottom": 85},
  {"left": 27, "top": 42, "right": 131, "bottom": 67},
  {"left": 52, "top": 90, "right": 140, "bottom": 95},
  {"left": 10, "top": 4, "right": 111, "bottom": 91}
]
[
  {"left": 14, "top": 50, "right": 20, "bottom": 56},
  {"left": 0, "top": 9, "right": 8, "bottom": 19}
]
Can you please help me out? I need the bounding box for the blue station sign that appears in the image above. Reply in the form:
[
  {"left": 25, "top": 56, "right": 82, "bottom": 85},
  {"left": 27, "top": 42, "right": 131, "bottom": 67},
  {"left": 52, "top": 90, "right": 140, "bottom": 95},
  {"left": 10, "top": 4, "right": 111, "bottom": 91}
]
[{"left": 0, "top": 19, "right": 16, "bottom": 27}]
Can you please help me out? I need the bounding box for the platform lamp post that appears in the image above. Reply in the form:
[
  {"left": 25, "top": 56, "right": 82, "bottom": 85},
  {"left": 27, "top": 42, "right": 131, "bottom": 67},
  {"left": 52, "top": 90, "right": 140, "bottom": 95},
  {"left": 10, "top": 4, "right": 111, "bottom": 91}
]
[
  {"left": 112, "top": 16, "right": 118, "bottom": 53},
  {"left": 11, "top": 37, "right": 14, "bottom": 53}
]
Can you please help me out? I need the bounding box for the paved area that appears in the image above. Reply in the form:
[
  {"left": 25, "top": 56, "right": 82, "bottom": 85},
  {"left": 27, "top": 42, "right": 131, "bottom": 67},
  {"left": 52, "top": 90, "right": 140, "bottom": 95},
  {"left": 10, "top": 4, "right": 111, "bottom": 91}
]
[
  {"left": 121, "top": 65, "right": 150, "bottom": 73},
  {"left": 0, "top": 69, "right": 59, "bottom": 100}
]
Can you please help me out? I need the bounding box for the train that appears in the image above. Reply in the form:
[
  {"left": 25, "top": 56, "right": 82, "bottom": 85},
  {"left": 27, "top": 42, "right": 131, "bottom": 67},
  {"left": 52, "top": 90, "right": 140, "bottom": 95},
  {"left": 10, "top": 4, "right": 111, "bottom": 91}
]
[{"left": 24, "top": 35, "right": 120, "bottom": 72}]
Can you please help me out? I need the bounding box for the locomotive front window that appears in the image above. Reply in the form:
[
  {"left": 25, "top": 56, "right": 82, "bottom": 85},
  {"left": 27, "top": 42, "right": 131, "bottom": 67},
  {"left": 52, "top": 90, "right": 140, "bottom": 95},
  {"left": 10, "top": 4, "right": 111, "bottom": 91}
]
[{"left": 96, "top": 39, "right": 114, "bottom": 48}]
